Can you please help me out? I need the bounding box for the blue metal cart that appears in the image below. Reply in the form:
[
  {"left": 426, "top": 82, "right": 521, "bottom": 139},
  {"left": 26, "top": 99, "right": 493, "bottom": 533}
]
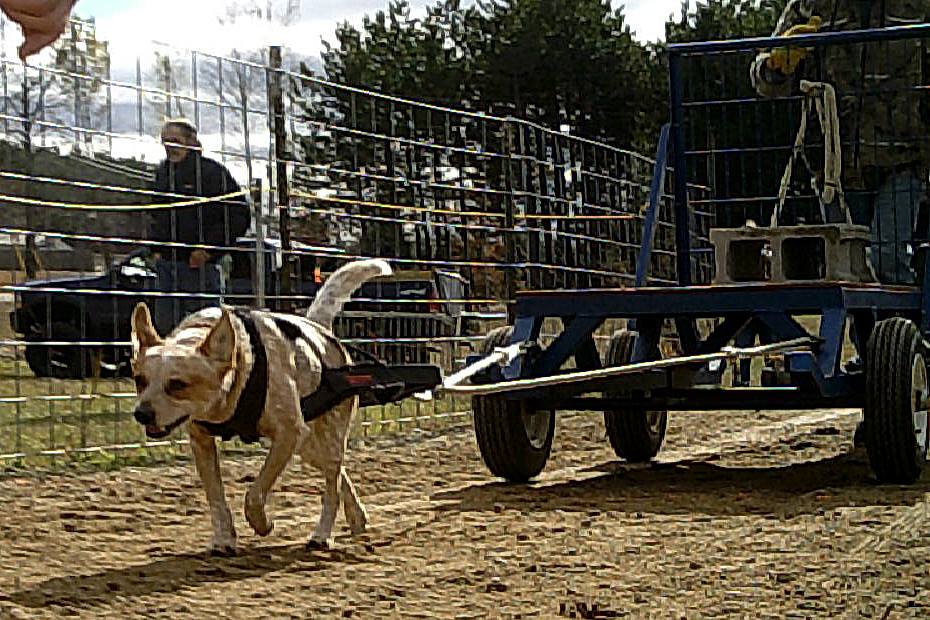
[{"left": 440, "top": 24, "right": 930, "bottom": 486}]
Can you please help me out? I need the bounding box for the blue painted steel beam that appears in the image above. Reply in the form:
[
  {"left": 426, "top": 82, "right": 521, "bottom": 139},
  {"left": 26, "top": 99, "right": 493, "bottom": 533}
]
[
  {"left": 502, "top": 314, "right": 544, "bottom": 380},
  {"left": 668, "top": 54, "right": 692, "bottom": 288},
  {"left": 531, "top": 315, "right": 604, "bottom": 376},
  {"left": 515, "top": 284, "right": 922, "bottom": 319},
  {"left": 752, "top": 312, "right": 811, "bottom": 342},
  {"left": 696, "top": 315, "right": 753, "bottom": 353},
  {"left": 556, "top": 391, "right": 861, "bottom": 412},
  {"left": 920, "top": 245, "right": 930, "bottom": 336},
  {"left": 816, "top": 308, "right": 847, "bottom": 379},
  {"left": 635, "top": 123, "right": 671, "bottom": 287},
  {"left": 667, "top": 23, "right": 930, "bottom": 55}
]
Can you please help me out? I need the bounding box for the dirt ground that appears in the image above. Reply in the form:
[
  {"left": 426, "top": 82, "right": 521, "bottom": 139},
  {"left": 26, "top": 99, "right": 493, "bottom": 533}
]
[{"left": 1, "top": 408, "right": 929, "bottom": 619}]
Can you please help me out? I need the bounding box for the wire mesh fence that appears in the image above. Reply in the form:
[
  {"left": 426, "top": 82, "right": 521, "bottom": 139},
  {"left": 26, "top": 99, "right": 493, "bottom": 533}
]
[
  {"left": 0, "top": 16, "right": 713, "bottom": 469},
  {"left": 669, "top": 23, "right": 930, "bottom": 287}
]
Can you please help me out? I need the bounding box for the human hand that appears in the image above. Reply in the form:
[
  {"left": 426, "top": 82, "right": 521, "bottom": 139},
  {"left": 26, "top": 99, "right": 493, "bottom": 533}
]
[
  {"left": 766, "top": 15, "right": 822, "bottom": 75},
  {"left": 0, "top": 0, "right": 76, "bottom": 61},
  {"left": 189, "top": 249, "right": 210, "bottom": 269}
]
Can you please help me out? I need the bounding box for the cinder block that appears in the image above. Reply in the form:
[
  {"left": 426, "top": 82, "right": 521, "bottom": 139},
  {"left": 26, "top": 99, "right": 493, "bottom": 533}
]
[{"left": 710, "top": 224, "right": 875, "bottom": 284}]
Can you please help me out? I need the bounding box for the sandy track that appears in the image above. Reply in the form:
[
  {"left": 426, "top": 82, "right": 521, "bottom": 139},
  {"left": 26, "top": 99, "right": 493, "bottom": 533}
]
[{"left": 1, "top": 409, "right": 929, "bottom": 619}]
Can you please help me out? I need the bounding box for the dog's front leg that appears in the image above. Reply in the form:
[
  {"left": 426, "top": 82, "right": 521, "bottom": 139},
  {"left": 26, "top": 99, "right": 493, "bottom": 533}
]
[
  {"left": 244, "top": 415, "right": 299, "bottom": 537},
  {"left": 189, "top": 422, "right": 237, "bottom": 555}
]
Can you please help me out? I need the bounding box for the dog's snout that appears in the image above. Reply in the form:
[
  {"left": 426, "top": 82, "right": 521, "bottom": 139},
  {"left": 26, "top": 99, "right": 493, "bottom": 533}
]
[{"left": 133, "top": 403, "right": 156, "bottom": 426}]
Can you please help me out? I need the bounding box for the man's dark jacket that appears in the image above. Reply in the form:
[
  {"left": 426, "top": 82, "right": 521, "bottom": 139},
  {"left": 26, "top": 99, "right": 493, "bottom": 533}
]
[{"left": 150, "top": 152, "right": 251, "bottom": 262}]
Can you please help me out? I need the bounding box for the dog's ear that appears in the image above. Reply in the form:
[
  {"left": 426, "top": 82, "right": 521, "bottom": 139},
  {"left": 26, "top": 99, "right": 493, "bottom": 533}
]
[
  {"left": 131, "top": 303, "right": 162, "bottom": 356},
  {"left": 198, "top": 310, "right": 236, "bottom": 367}
]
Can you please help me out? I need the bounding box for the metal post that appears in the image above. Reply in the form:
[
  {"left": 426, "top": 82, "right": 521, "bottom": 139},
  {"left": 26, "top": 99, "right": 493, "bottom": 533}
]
[
  {"left": 669, "top": 51, "right": 692, "bottom": 287},
  {"left": 251, "top": 179, "right": 266, "bottom": 309},
  {"left": 669, "top": 51, "right": 700, "bottom": 354},
  {"left": 502, "top": 121, "right": 517, "bottom": 324},
  {"left": 268, "top": 46, "right": 292, "bottom": 310}
]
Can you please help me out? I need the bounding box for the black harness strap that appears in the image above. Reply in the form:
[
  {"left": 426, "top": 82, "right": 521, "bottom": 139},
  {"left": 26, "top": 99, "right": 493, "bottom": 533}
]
[
  {"left": 195, "top": 310, "right": 399, "bottom": 437},
  {"left": 297, "top": 323, "right": 387, "bottom": 423},
  {"left": 196, "top": 308, "right": 268, "bottom": 444}
]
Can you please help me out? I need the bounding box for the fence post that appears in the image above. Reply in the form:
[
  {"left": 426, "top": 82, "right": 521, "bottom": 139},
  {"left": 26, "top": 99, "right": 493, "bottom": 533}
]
[
  {"left": 503, "top": 120, "right": 517, "bottom": 325},
  {"left": 268, "top": 45, "right": 293, "bottom": 312},
  {"left": 251, "top": 178, "right": 266, "bottom": 309}
]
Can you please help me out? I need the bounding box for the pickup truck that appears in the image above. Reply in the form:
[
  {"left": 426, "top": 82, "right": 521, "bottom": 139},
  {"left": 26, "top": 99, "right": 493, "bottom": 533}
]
[{"left": 10, "top": 239, "right": 469, "bottom": 379}]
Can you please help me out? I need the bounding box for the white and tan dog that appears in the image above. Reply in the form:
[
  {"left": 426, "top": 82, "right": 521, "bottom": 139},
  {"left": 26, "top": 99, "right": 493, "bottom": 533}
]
[{"left": 130, "top": 258, "right": 392, "bottom": 554}]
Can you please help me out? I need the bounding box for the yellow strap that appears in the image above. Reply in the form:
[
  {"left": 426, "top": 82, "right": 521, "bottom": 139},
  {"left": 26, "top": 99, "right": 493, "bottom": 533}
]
[
  {"left": 0, "top": 189, "right": 247, "bottom": 211},
  {"left": 292, "top": 191, "right": 633, "bottom": 221}
]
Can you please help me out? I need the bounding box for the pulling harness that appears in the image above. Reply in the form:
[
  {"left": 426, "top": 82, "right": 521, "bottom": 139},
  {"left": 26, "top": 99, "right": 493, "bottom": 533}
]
[{"left": 195, "top": 307, "right": 425, "bottom": 445}]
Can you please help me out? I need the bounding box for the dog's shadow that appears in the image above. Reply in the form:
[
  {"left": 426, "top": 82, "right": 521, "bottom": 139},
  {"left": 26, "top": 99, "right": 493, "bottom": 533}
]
[{"left": 7, "top": 542, "right": 366, "bottom": 610}]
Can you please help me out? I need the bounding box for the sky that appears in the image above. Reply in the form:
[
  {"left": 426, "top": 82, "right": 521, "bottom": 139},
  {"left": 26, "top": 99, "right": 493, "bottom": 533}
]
[
  {"left": 0, "top": 0, "right": 693, "bottom": 170},
  {"left": 69, "top": 0, "right": 690, "bottom": 58}
]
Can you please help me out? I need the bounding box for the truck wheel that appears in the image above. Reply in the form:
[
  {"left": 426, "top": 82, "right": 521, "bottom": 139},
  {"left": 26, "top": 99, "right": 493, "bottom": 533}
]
[
  {"left": 472, "top": 326, "right": 554, "bottom": 482},
  {"left": 24, "top": 322, "right": 92, "bottom": 380},
  {"left": 864, "top": 317, "right": 929, "bottom": 484},
  {"left": 603, "top": 329, "right": 667, "bottom": 462}
]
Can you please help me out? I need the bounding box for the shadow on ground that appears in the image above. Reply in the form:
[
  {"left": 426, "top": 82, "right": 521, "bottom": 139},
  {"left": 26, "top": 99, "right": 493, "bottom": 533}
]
[
  {"left": 7, "top": 542, "right": 367, "bottom": 610},
  {"left": 432, "top": 449, "right": 930, "bottom": 518}
]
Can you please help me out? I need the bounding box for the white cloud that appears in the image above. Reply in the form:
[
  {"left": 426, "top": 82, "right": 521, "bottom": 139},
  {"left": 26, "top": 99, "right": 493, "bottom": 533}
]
[
  {"left": 1, "top": 0, "right": 694, "bottom": 71},
  {"left": 620, "top": 0, "right": 692, "bottom": 42},
  {"left": 93, "top": 2, "right": 382, "bottom": 73},
  {"left": 91, "top": 0, "right": 692, "bottom": 62}
]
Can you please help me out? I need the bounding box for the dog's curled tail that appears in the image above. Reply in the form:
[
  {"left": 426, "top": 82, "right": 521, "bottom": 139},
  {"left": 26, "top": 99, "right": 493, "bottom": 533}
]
[{"left": 306, "top": 258, "right": 392, "bottom": 329}]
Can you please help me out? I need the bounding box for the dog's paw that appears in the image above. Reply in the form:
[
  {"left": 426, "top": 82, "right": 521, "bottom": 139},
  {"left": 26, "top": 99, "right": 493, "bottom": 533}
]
[
  {"left": 305, "top": 537, "right": 332, "bottom": 551},
  {"left": 344, "top": 502, "right": 369, "bottom": 536},
  {"left": 207, "top": 541, "right": 238, "bottom": 557},
  {"left": 348, "top": 512, "right": 368, "bottom": 536},
  {"left": 244, "top": 492, "right": 273, "bottom": 537}
]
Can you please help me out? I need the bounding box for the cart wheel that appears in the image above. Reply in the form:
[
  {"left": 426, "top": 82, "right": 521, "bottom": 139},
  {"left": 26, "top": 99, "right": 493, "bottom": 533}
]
[
  {"left": 603, "top": 329, "right": 667, "bottom": 462},
  {"left": 864, "top": 317, "right": 929, "bottom": 484},
  {"left": 472, "top": 326, "right": 555, "bottom": 483}
]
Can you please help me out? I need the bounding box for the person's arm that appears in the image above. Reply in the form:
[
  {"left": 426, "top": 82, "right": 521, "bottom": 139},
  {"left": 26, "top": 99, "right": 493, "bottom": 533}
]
[
  {"left": 222, "top": 167, "right": 251, "bottom": 242},
  {"left": 148, "top": 163, "right": 171, "bottom": 244},
  {"left": 749, "top": 0, "right": 820, "bottom": 99},
  {"left": 200, "top": 161, "right": 249, "bottom": 247},
  {"left": 0, "top": 0, "right": 76, "bottom": 60}
]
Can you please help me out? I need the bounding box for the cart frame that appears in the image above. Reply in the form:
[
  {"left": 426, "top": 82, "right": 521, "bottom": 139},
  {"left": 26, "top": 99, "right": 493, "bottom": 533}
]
[{"left": 449, "top": 24, "right": 930, "bottom": 485}]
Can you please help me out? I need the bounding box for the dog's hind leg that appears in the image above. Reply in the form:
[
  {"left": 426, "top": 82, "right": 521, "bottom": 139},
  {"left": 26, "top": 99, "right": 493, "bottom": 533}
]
[
  {"left": 308, "top": 466, "right": 342, "bottom": 548},
  {"left": 189, "top": 422, "right": 237, "bottom": 555},
  {"left": 301, "top": 398, "right": 358, "bottom": 548},
  {"left": 340, "top": 470, "right": 368, "bottom": 535}
]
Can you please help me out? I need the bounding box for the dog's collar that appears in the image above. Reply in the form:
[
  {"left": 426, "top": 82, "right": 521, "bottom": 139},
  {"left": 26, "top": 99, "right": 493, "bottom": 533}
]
[{"left": 196, "top": 307, "right": 268, "bottom": 444}]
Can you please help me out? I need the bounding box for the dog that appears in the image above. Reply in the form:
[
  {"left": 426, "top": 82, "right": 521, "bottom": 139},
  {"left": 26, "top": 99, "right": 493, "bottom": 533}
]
[{"left": 129, "top": 258, "right": 392, "bottom": 554}]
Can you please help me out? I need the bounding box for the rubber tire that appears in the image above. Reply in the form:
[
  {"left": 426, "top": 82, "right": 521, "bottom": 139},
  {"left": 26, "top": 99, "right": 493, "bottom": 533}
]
[
  {"left": 472, "top": 326, "right": 555, "bottom": 483},
  {"left": 864, "top": 317, "right": 929, "bottom": 484},
  {"left": 24, "top": 322, "right": 93, "bottom": 380},
  {"left": 603, "top": 329, "right": 668, "bottom": 462}
]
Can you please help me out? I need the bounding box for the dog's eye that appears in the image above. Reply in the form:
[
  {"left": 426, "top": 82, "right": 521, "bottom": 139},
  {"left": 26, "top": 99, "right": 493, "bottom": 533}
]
[
  {"left": 133, "top": 375, "right": 148, "bottom": 391},
  {"left": 166, "top": 379, "right": 189, "bottom": 395}
]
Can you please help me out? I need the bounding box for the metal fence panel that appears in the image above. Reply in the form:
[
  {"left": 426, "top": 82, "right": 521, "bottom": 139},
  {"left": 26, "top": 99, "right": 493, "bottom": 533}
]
[{"left": 0, "top": 17, "right": 710, "bottom": 468}]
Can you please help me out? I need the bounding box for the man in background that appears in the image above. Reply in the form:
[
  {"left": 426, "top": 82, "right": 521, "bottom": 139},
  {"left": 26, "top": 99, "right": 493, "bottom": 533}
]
[{"left": 149, "top": 118, "right": 251, "bottom": 334}]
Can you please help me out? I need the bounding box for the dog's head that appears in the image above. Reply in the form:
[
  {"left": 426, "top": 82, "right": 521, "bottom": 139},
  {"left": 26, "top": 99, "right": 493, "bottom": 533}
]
[{"left": 129, "top": 303, "right": 238, "bottom": 439}]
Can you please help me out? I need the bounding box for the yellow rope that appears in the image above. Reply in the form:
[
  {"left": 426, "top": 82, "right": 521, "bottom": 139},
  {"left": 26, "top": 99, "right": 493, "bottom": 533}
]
[
  {"left": 1, "top": 184, "right": 630, "bottom": 221},
  {"left": 290, "top": 190, "right": 505, "bottom": 219},
  {"left": 0, "top": 189, "right": 247, "bottom": 211},
  {"left": 291, "top": 191, "right": 634, "bottom": 221}
]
